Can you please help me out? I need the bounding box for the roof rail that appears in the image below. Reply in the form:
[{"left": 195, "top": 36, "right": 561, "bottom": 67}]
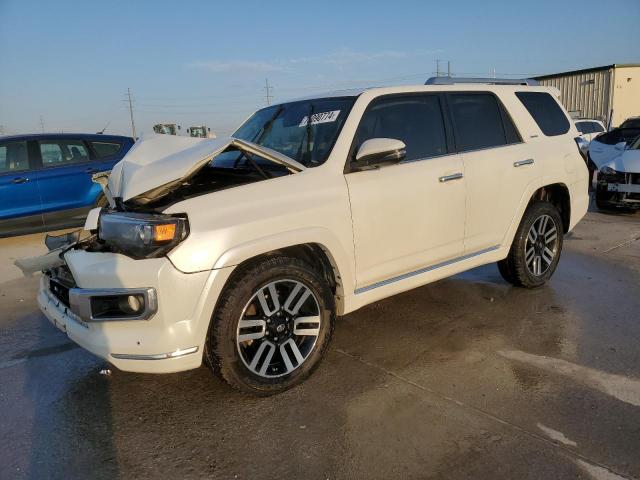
[{"left": 425, "top": 76, "right": 539, "bottom": 86}]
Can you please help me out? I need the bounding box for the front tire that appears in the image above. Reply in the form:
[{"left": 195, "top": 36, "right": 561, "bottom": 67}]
[
  {"left": 497, "top": 201, "right": 563, "bottom": 288},
  {"left": 205, "top": 256, "right": 335, "bottom": 395}
]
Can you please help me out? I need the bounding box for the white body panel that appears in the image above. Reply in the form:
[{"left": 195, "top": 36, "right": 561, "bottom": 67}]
[{"left": 38, "top": 83, "right": 589, "bottom": 373}]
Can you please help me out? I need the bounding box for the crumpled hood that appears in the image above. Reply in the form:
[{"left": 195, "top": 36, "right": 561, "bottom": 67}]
[
  {"left": 601, "top": 149, "right": 640, "bottom": 173},
  {"left": 106, "top": 134, "right": 304, "bottom": 204},
  {"left": 108, "top": 134, "right": 229, "bottom": 201}
]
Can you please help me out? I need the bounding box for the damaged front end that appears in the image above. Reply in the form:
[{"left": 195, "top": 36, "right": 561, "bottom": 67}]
[{"left": 596, "top": 170, "right": 640, "bottom": 209}]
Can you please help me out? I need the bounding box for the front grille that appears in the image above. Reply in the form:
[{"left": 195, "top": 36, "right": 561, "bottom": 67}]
[
  {"left": 630, "top": 173, "right": 640, "bottom": 185},
  {"left": 49, "top": 279, "right": 70, "bottom": 307},
  {"left": 47, "top": 264, "right": 76, "bottom": 308}
]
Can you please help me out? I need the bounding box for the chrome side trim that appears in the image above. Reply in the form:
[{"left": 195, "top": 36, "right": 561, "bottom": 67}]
[
  {"left": 111, "top": 346, "right": 199, "bottom": 361},
  {"left": 68, "top": 287, "right": 157, "bottom": 322},
  {"left": 354, "top": 245, "right": 501, "bottom": 295}
]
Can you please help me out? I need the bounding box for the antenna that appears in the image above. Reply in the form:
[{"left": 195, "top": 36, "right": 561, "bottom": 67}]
[{"left": 97, "top": 121, "right": 111, "bottom": 134}]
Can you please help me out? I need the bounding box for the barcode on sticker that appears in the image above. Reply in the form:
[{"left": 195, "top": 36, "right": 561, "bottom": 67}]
[{"left": 299, "top": 110, "right": 341, "bottom": 127}]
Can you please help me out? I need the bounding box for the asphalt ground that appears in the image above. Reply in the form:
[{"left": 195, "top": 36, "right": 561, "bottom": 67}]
[{"left": 1, "top": 205, "right": 639, "bottom": 479}]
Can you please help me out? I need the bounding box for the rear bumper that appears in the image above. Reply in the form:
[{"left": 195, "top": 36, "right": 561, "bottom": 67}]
[{"left": 37, "top": 249, "right": 234, "bottom": 373}]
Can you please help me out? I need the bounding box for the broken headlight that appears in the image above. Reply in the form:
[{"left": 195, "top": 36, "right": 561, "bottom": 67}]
[
  {"left": 599, "top": 166, "right": 617, "bottom": 175},
  {"left": 98, "top": 212, "right": 189, "bottom": 259}
]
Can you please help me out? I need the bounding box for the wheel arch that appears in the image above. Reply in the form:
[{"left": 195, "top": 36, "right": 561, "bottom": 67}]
[
  {"left": 528, "top": 183, "right": 571, "bottom": 233},
  {"left": 213, "top": 228, "right": 354, "bottom": 315},
  {"left": 502, "top": 180, "right": 572, "bottom": 252}
]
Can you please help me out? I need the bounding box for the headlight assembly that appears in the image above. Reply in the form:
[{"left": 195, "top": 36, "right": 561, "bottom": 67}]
[{"left": 98, "top": 212, "right": 188, "bottom": 259}]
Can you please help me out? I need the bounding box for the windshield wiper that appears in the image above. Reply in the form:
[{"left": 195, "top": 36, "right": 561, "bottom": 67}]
[
  {"left": 253, "top": 105, "right": 284, "bottom": 144},
  {"left": 296, "top": 104, "right": 314, "bottom": 164}
]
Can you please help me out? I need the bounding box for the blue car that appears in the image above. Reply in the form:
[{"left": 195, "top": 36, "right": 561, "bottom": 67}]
[{"left": 0, "top": 133, "right": 134, "bottom": 237}]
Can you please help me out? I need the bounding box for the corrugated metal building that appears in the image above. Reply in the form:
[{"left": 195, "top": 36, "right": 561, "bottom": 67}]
[{"left": 535, "top": 64, "right": 640, "bottom": 128}]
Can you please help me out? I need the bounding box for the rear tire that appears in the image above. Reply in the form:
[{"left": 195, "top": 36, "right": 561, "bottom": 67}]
[
  {"left": 205, "top": 256, "right": 335, "bottom": 395},
  {"left": 497, "top": 201, "right": 563, "bottom": 288}
]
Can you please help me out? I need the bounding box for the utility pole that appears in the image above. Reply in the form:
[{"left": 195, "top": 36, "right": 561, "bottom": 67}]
[
  {"left": 447, "top": 61, "right": 451, "bottom": 78},
  {"left": 492, "top": 67, "right": 496, "bottom": 79},
  {"left": 126, "top": 88, "right": 137, "bottom": 138},
  {"left": 39, "top": 115, "right": 45, "bottom": 133},
  {"left": 436, "top": 59, "right": 441, "bottom": 77},
  {"left": 264, "top": 78, "right": 273, "bottom": 106}
]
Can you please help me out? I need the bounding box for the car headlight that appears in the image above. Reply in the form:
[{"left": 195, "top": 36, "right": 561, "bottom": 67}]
[
  {"left": 599, "top": 166, "right": 617, "bottom": 175},
  {"left": 98, "top": 212, "right": 189, "bottom": 259}
]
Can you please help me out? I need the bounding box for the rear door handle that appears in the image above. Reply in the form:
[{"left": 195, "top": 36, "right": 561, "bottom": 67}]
[
  {"left": 514, "top": 158, "right": 535, "bottom": 167},
  {"left": 11, "top": 177, "right": 28, "bottom": 184},
  {"left": 85, "top": 167, "right": 98, "bottom": 174},
  {"left": 439, "top": 172, "right": 464, "bottom": 182}
]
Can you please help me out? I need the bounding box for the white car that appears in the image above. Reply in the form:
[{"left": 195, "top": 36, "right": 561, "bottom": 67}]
[
  {"left": 595, "top": 135, "right": 640, "bottom": 209},
  {"left": 575, "top": 119, "right": 605, "bottom": 143},
  {"left": 588, "top": 123, "right": 640, "bottom": 169},
  {"left": 36, "top": 78, "right": 589, "bottom": 394}
]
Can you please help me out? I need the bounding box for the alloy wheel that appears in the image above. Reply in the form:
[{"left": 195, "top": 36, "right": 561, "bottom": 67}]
[
  {"left": 236, "top": 279, "right": 321, "bottom": 378},
  {"left": 524, "top": 214, "right": 559, "bottom": 276}
]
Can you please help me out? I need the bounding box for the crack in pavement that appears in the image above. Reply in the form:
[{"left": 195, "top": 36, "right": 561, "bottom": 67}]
[{"left": 334, "top": 347, "right": 636, "bottom": 480}]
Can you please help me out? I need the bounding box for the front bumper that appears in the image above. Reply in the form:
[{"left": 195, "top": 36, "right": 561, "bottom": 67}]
[{"left": 37, "top": 249, "right": 234, "bottom": 373}]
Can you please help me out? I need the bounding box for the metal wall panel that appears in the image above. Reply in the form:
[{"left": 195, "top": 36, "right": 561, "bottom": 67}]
[{"left": 538, "top": 69, "right": 612, "bottom": 123}]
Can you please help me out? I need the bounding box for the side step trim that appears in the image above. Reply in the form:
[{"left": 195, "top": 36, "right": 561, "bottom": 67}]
[{"left": 354, "top": 245, "right": 500, "bottom": 295}]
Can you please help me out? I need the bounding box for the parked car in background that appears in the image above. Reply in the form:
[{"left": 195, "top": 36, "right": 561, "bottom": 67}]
[
  {"left": 588, "top": 126, "right": 640, "bottom": 169},
  {"left": 595, "top": 134, "right": 640, "bottom": 210},
  {"left": 0, "top": 133, "right": 134, "bottom": 237},
  {"left": 575, "top": 118, "right": 605, "bottom": 143},
  {"left": 35, "top": 78, "right": 588, "bottom": 395},
  {"left": 620, "top": 116, "right": 640, "bottom": 129}
]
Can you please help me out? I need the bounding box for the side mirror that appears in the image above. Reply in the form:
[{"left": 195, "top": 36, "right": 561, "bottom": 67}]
[
  {"left": 614, "top": 141, "right": 626, "bottom": 151},
  {"left": 353, "top": 138, "right": 406, "bottom": 170}
]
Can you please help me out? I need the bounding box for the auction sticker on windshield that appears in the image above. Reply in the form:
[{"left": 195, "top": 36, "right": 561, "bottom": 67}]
[{"left": 299, "top": 110, "right": 341, "bottom": 127}]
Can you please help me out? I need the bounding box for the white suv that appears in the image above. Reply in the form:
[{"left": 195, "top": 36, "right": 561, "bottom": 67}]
[{"left": 37, "top": 78, "right": 589, "bottom": 394}]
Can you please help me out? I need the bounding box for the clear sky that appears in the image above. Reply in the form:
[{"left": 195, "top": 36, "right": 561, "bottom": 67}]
[{"left": 1, "top": 0, "right": 638, "bottom": 137}]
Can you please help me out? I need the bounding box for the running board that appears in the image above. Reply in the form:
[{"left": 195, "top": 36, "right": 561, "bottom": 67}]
[{"left": 354, "top": 245, "right": 500, "bottom": 295}]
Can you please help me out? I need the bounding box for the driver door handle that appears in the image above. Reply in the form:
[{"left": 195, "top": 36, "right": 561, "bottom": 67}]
[
  {"left": 12, "top": 177, "right": 29, "bottom": 184},
  {"left": 514, "top": 158, "right": 535, "bottom": 167},
  {"left": 439, "top": 172, "right": 464, "bottom": 182}
]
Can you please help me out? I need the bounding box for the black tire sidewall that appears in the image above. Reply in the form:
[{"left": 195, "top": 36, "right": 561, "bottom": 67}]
[
  {"left": 207, "top": 256, "right": 335, "bottom": 395},
  {"left": 510, "top": 202, "right": 564, "bottom": 288}
]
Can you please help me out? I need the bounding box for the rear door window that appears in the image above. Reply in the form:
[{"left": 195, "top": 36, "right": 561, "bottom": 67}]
[
  {"left": 591, "top": 122, "right": 604, "bottom": 133},
  {"left": 0, "top": 141, "right": 30, "bottom": 173},
  {"left": 90, "top": 141, "right": 122, "bottom": 158},
  {"left": 515, "top": 92, "right": 570, "bottom": 136},
  {"left": 448, "top": 93, "right": 519, "bottom": 152},
  {"left": 39, "top": 140, "right": 90, "bottom": 167},
  {"left": 354, "top": 94, "right": 448, "bottom": 161}
]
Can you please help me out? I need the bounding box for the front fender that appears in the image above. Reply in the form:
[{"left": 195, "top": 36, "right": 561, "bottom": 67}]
[{"left": 212, "top": 227, "right": 355, "bottom": 315}]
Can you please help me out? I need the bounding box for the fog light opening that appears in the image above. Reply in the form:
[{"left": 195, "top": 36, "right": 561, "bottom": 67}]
[{"left": 119, "top": 294, "right": 145, "bottom": 315}]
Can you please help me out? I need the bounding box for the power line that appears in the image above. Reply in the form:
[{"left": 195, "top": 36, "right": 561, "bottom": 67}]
[
  {"left": 125, "top": 88, "right": 136, "bottom": 138},
  {"left": 264, "top": 78, "right": 273, "bottom": 106}
]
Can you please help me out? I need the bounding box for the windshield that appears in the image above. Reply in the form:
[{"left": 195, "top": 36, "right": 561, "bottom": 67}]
[
  {"left": 232, "top": 97, "right": 355, "bottom": 167},
  {"left": 630, "top": 135, "right": 640, "bottom": 150}
]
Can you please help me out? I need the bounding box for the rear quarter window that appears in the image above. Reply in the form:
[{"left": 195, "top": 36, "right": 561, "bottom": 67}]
[
  {"left": 515, "top": 92, "right": 570, "bottom": 136},
  {"left": 90, "top": 141, "right": 122, "bottom": 158}
]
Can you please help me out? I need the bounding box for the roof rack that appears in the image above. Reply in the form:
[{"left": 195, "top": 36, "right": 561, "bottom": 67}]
[{"left": 425, "top": 76, "right": 539, "bottom": 86}]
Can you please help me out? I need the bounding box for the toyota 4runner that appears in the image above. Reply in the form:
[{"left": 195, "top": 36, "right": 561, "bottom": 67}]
[{"left": 36, "top": 77, "right": 589, "bottom": 394}]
